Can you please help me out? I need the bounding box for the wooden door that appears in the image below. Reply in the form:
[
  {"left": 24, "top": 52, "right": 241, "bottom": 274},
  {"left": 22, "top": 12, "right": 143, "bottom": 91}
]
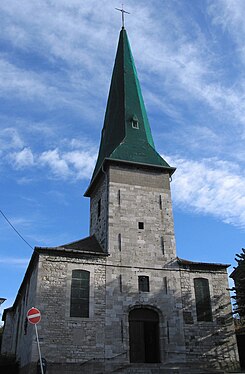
[{"left": 129, "top": 308, "right": 160, "bottom": 363}]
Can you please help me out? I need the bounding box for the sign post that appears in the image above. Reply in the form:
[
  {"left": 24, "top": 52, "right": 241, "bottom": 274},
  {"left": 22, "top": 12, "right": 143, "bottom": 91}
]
[
  {"left": 37, "top": 358, "right": 47, "bottom": 374},
  {"left": 27, "top": 307, "right": 44, "bottom": 374}
]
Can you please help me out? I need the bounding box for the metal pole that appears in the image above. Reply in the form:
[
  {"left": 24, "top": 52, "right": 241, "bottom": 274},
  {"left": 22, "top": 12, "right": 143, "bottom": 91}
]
[{"left": 35, "top": 324, "right": 44, "bottom": 374}]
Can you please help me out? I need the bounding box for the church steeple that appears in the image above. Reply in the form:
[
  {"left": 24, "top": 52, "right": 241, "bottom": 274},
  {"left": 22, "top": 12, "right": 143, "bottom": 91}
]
[{"left": 86, "top": 28, "right": 175, "bottom": 195}]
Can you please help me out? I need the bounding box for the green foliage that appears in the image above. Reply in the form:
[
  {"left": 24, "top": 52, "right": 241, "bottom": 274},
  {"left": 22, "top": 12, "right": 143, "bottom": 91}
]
[{"left": 231, "top": 248, "right": 245, "bottom": 319}]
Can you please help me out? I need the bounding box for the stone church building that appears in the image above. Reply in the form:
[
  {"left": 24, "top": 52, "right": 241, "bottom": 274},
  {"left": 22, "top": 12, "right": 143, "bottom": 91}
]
[{"left": 1, "top": 27, "right": 239, "bottom": 373}]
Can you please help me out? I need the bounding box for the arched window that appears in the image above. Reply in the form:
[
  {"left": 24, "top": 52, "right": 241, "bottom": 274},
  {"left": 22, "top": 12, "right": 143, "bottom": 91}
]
[
  {"left": 194, "top": 278, "right": 212, "bottom": 322},
  {"left": 70, "top": 270, "right": 90, "bottom": 318}
]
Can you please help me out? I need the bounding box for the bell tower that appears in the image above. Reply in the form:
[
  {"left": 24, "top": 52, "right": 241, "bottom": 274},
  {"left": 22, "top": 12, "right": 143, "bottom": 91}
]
[{"left": 85, "top": 28, "right": 176, "bottom": 265}]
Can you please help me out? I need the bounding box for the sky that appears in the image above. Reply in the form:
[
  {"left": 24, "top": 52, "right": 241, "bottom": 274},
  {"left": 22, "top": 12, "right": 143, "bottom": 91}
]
[{"left": 0, "top": 0, "right": 244, "bottom": 317}]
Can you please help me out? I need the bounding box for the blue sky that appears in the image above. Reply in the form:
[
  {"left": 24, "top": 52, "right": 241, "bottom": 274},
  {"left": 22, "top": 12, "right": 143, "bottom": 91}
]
[{"left": 0, "top": 0, "right": 244, "bottom": 316}]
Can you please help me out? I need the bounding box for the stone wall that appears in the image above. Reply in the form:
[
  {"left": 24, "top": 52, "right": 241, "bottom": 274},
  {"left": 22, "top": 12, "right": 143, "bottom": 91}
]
[
  {"left": 1, "top": 257, "right": 38, "bottom": 368},
  {"left": 104, "top": 264, "right": 186, "bottom": 363},
  {"left": 31, "top": 253, "right": 189, "bottom": 370},
  {"left": 1, "top": 309, "right": 14, "bottom": 355},
  {"left": 34, "top": 253, "right": 107, "bottom": 366},
  {"left": 4, "top": 251, "right": 239, "bottom": 373},
  {"left": 90, "top": 174, "right": 108, "bottom": 251},
  {"left": 180, "top": 266, "right": 239, "bottom": 371},
  {"left": 107, "top": 164, "right": 176, "bottom": 265}
]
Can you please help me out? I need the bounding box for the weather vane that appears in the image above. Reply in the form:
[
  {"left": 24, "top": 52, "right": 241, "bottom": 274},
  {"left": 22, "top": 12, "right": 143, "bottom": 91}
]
[{"left": 115, "top": 4, "right": 130, "bottom": 28}]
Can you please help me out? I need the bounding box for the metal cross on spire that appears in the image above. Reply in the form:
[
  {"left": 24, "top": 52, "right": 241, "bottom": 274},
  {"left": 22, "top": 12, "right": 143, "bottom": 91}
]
[{"left": 115, "top": 4, "right": 130, "bottom": 29}]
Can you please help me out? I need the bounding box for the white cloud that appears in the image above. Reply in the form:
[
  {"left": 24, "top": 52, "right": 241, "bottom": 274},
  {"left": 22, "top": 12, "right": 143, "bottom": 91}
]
[
  {"left": 8, "top": 216, "right": 34, "bottom": 229},
  {"left": 38, "top": 148, "right": 96, "bottom": 180},
  {"left": 9, "top": 147, "right": 34, "bottom": 169},
  {"left": 1, "top": 128, "right": 97, "bottom": 180},
  {"left": 0, "top": 128, "right": 24, "bottom": 151},
  {"left": 208, "top": 0, "right": 245, "bottom": 59},
  {"left": 169, "top": 155, "right": 245, "bottom": 229},
  {"left": 0, "top": 58, "right": 79, "bottom": 111},
  {"left": 0, "top": 257, "right": 29, "bottom": 266},
  {"left": 39, "top": 149, "right": 70, "bottom": 178},
  {"left": 0, "top": 0, "right": 115, "bottom": 61},
  {"left": 63, "top": 150, "right": 96, "bottom": 179},
  {"left": 0, "top": 59, "right": 48, "bottom": 98}
]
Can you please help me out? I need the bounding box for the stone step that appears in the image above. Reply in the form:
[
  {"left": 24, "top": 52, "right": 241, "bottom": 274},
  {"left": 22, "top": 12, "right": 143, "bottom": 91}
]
[
  {"left": 112, "top": 370, "right": 219, "bottom": 373},
  {"left": 111, "top": 363, "right": 225, "bottom": 374}
]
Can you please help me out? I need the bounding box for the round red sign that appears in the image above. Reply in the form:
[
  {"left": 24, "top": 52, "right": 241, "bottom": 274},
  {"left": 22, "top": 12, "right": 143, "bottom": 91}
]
[{"left": 27, "top": 307, "right": 41, "bottom": 325}]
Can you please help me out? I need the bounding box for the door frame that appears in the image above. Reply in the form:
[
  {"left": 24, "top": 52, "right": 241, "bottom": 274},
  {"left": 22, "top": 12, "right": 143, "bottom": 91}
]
[{"left": 128, "top": 306, "right": 161, "bottom": 363}]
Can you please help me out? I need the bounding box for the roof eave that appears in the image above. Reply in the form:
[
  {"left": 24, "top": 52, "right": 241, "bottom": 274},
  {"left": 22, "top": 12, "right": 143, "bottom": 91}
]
[
  {"left": 36, "top": 246, "right": 108, "bottom": 257},
  {"left": 177, "top": 257, "right": 230, "bottom": 269}
]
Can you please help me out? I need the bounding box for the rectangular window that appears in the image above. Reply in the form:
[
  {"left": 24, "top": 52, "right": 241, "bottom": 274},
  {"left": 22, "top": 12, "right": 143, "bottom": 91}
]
[
  {"left": 138, "top": 276, "right": 149, "bottom": 292},
  {"left": 70, "top": 270, "right": 90, "bottom": 318},
  {"left": 98, "top": 199, "right": 101, "bottom": 217},
  {"left": 119, "top": 274, "right": 122, "bottom": 292},
  {"left": 194, "top": 278, "right": 212, "bottom": 322},
  {"left": 24, "top": 317, "right": 28, "bottom": 335},
  {"left": 167, "top": 321, "right": 170, "bottom": 343},
  {"left": 118, "top": 190, "right": 121, "bottom": 205},
  {"left": 138, "top": 222, "right": 144, "bottom": 230},
  {"left": 161, "top": 237, "right": 165, "bottom": 255},
  {"left": 163, "top": 276, "right": 167, "bottom": 294},
  {"left": 118, "top": 233, "right": 122, "bottom": 251},
  {"left": 121, "top": 320, "right": 124, "bottom": 342},
  {"left": 159, "top": 195, "right": 162, "bottom": 210}
]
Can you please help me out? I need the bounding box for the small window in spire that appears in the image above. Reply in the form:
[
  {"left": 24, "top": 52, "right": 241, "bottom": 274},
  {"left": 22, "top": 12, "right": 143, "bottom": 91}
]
[{"left": 131, "top": 115, "right": 139, "bottom": 129}]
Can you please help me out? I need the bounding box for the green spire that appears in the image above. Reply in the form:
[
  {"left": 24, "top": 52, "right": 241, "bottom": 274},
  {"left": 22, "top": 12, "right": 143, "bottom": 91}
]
[{"left": 90, "top": 28, "right": 174, "bottom": 186}]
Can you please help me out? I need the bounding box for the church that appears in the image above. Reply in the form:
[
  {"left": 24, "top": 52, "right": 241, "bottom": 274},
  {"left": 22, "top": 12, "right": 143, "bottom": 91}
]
[{"left": 1, "top": 26, "right": 239, "bottom": 374}]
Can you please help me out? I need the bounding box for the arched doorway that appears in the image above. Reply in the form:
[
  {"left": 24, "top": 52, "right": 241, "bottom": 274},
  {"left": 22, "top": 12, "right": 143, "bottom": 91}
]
[{"left": 129, "top": 308, "right": 160, "bottom": 363}]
